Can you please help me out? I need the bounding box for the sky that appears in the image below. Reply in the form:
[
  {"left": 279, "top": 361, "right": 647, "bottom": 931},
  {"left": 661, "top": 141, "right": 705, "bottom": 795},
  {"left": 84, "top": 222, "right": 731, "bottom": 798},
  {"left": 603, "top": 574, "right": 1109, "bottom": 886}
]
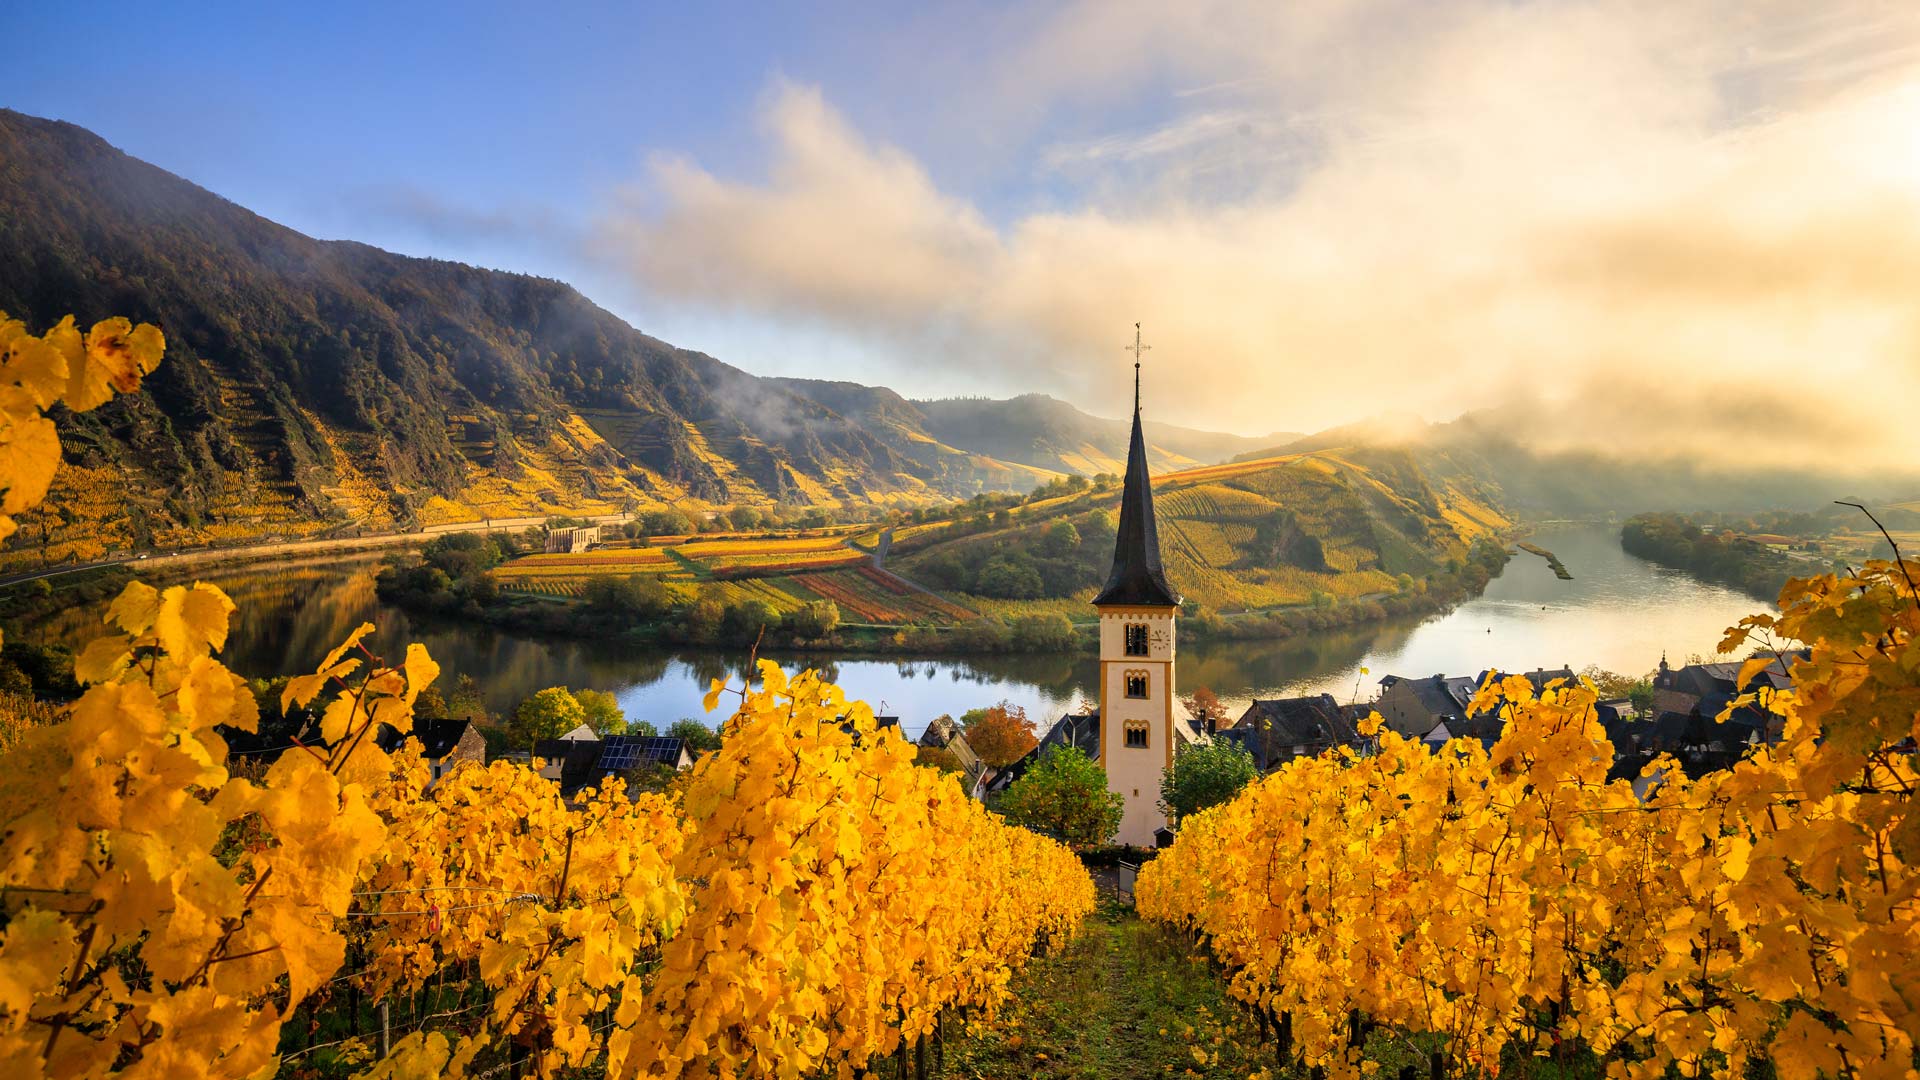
[{"left": 6, "top": 1, "right": 1920, "bottom": 462}]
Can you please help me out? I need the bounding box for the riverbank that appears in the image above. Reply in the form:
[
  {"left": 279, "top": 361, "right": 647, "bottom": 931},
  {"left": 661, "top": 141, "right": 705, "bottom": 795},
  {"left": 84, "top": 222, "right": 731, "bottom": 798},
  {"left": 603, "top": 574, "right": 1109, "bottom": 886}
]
[
  {"left": 16, "top": 523, "right": 1768, "bottom": 728},
  {"left": 372, "top": 536, "right": 1516, "bottom": 658},
  {"left": 1619, "top": 513, "right": 1819, "bottom": 602}
]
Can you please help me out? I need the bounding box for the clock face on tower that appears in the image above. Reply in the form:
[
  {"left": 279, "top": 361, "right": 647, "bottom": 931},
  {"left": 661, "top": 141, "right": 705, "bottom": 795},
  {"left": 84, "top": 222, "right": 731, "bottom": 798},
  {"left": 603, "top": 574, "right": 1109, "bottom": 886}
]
[{"left": 1149, "top": 627, "right": 1169, "bottom": 649}]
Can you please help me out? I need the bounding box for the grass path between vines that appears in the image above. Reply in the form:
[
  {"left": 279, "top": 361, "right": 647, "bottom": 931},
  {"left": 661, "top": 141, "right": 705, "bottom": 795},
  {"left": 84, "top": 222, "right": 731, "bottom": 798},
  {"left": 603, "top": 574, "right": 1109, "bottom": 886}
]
[{"left": 944, "top": 896, "right": 1285, "bottom": 1080}]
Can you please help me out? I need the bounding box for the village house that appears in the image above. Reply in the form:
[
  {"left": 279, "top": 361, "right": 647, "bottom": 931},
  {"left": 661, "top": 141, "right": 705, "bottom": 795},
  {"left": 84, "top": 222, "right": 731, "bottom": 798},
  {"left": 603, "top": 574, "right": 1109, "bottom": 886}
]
[
  {"left": 1373, "top": 673, "right": 1475, "bottom": 738},
  {"left": 1622, "top": 653, "right": 1800, "bottom": 779},
  {"left": 1216, "top": 694, "right": 1368, "bottom": 772},
  {"left": 376, "top": 718, "right": 487, "bottom": 788},
  {"left": 1376, "top": 667, "right": 1575, "bottom": 745},
  {"left": 533, "top": 734, "right": 693, "bottom": 797},
  {"left": 1651, "top": 654, "right": 1796, "bottom": 740},
  {"left": 917, "top": 715, "right": 986, "bottom": 790}
]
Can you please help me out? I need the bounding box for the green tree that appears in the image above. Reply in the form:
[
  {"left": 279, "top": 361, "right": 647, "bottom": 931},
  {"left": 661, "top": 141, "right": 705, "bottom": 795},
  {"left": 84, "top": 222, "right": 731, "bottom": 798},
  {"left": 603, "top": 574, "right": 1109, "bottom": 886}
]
[
  {"left": 583, "top": 574, "right": 671, "bottom": 619},
  {"left": 668, "top": 717, "right": 723, "bottom": 754},
  {"left": 423, "top": 532, "right": 503, "bottom": 580},
  {"left": 997, "top": 745, "right": 1122, "bottom": 849},
  {"left": 1159, "top": 738, "right": 1260, "bottom": 825},
  {"left": 974, "top": 555, "right": 1043, "bottom": 599},
  {"left": 721, "top": 598, "right": 779, "bottom": 643},
  {"left": 1040, "top": 520, "right": 1081, "bottom": 557},
  {"left": 1010, "top": 613, "right": 1076, "bottom": 651},
  {"left": 637, "top": 507, "right": 695, "bottom": 536},
  {"left": 446, "top": 673, "right": 489, "bottom": 722},
  {"left": 509, "top": 686, "right": 587, "bottom": 747},
  {"left": 574, "top": 688, "right": 630, "bottom": 736},
  {"left": 1579, "top": 665, "right": 1655, "bottom": 715},
  {"left": 788, "top": 599, "right": 841, "bottom": 639},
  {"left": 412, "top": 686, "right": 450, "bottom": 722},
  {"left": 682, "top": 597, "right": 725, "bottom": 643}
]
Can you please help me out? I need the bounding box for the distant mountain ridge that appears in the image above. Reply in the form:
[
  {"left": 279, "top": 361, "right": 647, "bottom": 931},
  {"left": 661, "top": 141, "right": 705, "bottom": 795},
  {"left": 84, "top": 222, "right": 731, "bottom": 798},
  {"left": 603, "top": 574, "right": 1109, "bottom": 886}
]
[
  {"left": 771, "top": 380, "right": 1292, "bottom": 480},
  {"left": 911, "top": 394, "right": 1295, "bottom": 477},
  {"left": 0, "top": 109, "right": 1264, "bottom": 562},
  {"left": 1244, "top": 410, "right": 1920, "bottom": 515}
]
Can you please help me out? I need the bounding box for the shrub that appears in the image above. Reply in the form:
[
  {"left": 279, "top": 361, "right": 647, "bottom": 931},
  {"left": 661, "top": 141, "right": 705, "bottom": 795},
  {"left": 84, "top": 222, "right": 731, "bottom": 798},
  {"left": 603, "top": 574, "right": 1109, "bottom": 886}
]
[{"left": 1159, "top": 738, "right": 1259, "bottom": 824}]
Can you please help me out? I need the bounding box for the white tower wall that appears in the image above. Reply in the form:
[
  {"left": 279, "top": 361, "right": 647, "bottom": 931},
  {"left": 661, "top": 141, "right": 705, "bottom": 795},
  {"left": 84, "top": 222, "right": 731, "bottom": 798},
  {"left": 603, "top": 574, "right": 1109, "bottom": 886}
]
[{"left": 1098, "top": 606, "right": 1177, "bottom": 846}]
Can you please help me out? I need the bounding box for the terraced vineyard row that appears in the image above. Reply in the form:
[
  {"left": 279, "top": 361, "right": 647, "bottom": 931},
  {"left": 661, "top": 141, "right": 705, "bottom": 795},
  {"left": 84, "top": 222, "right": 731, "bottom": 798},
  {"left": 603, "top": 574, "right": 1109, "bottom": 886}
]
[{"left": 793, "top": 566, "right": 977, "bottom": 624}]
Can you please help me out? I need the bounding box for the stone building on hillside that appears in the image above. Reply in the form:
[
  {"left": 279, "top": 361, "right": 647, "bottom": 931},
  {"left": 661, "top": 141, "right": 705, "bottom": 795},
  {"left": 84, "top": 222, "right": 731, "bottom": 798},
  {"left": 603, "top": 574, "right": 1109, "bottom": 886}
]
[{"left": 545, "top": 525, "right": 599, "bottom": 554}]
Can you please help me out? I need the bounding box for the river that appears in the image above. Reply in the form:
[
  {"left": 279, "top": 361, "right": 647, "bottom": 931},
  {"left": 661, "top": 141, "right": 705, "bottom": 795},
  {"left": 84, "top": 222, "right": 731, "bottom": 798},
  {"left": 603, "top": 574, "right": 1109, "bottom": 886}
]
[{"left": 27, "top": 524, "right": 1767, "bottom": 740}]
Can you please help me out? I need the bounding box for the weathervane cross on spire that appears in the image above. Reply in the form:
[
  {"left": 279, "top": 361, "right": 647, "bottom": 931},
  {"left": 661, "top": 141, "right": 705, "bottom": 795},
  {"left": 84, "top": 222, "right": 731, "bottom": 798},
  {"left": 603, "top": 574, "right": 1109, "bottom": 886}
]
[{"left": 1125, "top": 322, "right": 1150, "bottom": 414}]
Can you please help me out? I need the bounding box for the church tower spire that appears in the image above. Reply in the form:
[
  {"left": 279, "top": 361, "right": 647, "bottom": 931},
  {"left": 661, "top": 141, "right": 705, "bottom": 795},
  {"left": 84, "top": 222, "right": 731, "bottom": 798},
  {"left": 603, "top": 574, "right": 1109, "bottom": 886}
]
[
  {"left": 1094, "top": 324, "right": 1180, "bottom": 609},
  {"left": 1094, "top": 324, "right": 1185, "bottom": 848}
]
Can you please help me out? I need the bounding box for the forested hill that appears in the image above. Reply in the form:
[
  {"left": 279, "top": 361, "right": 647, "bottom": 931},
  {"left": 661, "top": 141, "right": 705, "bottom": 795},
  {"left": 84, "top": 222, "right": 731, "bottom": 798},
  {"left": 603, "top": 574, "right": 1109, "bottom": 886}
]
[{"left": 0, "top": 110, "right": 1261, "bottom": 562}]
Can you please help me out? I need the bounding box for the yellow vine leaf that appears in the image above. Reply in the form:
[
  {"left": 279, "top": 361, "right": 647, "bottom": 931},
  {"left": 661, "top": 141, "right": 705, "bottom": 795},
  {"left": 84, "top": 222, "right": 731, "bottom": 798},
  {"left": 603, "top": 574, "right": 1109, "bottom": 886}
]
[
  {"left": 64, "top": 317, "right": 164, "bottom": 411},
  {"left": 152, "top": 582, "right": 237, "bottom": 661}
]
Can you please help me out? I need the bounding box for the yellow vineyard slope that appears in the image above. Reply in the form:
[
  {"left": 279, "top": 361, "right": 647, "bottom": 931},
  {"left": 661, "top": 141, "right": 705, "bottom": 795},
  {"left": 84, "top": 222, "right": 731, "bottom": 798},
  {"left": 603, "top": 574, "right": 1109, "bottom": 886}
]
[
  {"left": 0, "top": 311, "right": 1095, "bottom": 1079},
  {"left": 1140, "top": 567, "right": 1920, "bottom": 1080}
]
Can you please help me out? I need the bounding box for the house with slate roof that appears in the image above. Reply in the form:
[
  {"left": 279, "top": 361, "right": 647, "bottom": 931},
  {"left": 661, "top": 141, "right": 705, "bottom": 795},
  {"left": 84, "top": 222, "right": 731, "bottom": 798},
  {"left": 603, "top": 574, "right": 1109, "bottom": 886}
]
[
  {"left": 534, "top": 734, "right": 694, "bottom": 798},
  {"left": 1377, "top": 667, "right": 1576, "bottom": 744},
  {"left": 1375, "top": 674, "right": 1477, "bottom": 738},
  {"left": 376, "top": 718, "right": 486, "bottom": 788},
  {"left": 918, "top": 715, "right": 986, "bottom": 790},
  {"left": 1217, "top": 694, "right": 1369, "bottom": 772}
]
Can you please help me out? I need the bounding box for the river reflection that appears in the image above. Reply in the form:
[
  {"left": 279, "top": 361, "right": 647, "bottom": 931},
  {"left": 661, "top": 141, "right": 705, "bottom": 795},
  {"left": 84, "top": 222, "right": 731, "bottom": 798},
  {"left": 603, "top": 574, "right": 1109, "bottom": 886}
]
[{"left": 27, "top": 525, "right": 1768, "bottom": 740}]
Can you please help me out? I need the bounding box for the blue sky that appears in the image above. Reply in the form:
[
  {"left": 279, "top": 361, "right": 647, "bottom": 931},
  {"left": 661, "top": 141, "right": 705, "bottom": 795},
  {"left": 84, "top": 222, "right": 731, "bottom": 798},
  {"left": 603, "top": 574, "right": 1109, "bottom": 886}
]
[
  {"left": 3, "top": 2, "right": 1189, "bottom": 402},
  {"left": 6, "top": 2, "right": 1920, "bottom": 459}
]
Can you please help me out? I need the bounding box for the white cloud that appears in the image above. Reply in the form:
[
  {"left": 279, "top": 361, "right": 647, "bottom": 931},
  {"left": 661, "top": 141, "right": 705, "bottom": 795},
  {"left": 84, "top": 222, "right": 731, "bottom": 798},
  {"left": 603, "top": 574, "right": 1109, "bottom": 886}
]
[{"left": 597, "top": 1, "right": 1920, "bottom": 469}]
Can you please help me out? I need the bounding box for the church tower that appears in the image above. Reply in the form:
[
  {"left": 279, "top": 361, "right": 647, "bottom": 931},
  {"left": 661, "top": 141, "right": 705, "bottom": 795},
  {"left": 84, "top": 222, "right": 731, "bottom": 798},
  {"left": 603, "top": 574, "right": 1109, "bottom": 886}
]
[{"left": 1094, "top": 329, "right": 1183, "bottom": 847}]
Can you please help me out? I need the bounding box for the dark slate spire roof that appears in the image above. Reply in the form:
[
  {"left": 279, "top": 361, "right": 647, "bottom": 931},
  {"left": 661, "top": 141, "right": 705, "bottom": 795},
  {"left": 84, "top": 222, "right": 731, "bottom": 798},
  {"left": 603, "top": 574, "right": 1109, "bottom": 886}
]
[{"left": 1093, "top": 363, "right": 1181, "bottom": 608}]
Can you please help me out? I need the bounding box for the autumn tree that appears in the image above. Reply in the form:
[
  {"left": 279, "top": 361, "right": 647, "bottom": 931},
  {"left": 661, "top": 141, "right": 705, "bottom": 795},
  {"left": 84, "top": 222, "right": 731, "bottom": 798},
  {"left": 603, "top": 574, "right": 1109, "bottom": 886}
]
[
  {"left": 997, "top": 745, "right": 1122, "bottom": 848},
  {"left": 510, "top": 686, "right": 588, "bottom": 746},
  {"left": 1579, "top": 663, "right": 1655, "bottom": 714},
  {"left": 962, "top": 701, "right": 1039, "bottom": 768},
  {"left": 1180, "top": 686, "right": 1230, "bottom": 733}
]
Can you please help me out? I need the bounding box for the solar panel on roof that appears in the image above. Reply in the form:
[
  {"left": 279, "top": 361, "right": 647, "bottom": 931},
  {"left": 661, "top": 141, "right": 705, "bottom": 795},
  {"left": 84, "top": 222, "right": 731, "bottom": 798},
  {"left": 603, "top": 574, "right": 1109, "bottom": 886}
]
[{"left": 595, "top": 736, "right": 646, "bottom": 773}]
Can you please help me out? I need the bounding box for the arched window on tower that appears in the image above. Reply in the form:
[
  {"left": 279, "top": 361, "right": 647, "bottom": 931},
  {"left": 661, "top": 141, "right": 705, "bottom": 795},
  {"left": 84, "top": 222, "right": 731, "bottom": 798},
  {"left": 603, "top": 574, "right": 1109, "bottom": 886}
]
[
  {"left": 1124, "top": 670, "right": 1149, "bottom": 699},
  {"left": 1124, "top": 623, "right": 1149, "bottom": 656},
  {"left": 1124, "top": 721, "right": 1150, "bottom": 748}
]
